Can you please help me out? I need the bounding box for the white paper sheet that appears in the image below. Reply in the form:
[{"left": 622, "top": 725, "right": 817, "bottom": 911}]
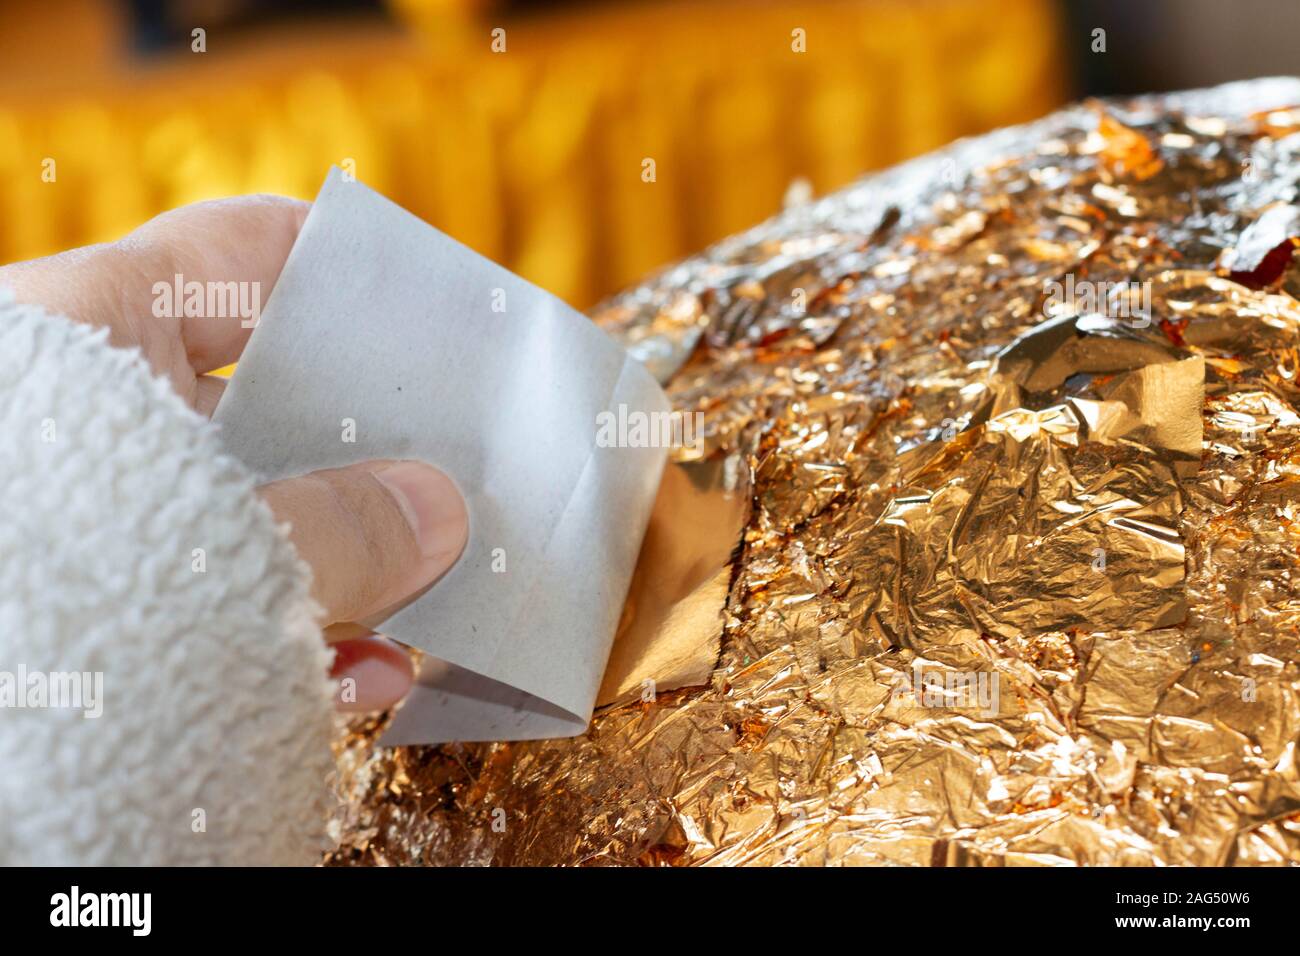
[{"left": 213, "top": 169, "right": 670, "bottom": 745}]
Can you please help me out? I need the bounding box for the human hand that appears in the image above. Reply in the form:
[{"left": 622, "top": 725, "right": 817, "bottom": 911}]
[{"left": 0, "top": 196, "right": 467, "bottom": 711}]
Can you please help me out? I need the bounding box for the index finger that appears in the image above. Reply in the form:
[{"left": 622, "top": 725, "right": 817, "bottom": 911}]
[{"left": 0, "top": 194, "right": 309, "bottom": 375}]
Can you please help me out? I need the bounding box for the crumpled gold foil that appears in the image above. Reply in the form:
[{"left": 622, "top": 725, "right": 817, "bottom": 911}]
[{"left": 325, "top": 78, "right": 1300, "bottom": 866}]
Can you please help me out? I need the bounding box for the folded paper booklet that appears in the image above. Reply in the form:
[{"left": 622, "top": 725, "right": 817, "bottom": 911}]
[{"left": 214, "top": 169, "right": 670, "bottom": 745}]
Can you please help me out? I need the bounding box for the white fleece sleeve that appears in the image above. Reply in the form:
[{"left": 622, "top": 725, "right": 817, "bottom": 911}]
[{"left": 0, "top": 290, "right": 337, "bottom": 865}]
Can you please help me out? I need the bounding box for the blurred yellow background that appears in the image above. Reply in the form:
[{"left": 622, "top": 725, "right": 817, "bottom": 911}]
[{"left": 0, "top": 0, "right": 1065, "bottom": 308}]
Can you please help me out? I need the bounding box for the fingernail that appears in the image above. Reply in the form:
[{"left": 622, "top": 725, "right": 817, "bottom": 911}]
[
  {"left": 374, "top": 461, "right": 468, "bottom": 580},
  {"left": 331, "top": 635, "right": 413, "bottom": 712}
]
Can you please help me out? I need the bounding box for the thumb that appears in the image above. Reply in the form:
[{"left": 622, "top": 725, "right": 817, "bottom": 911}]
[{"left": 258, "top": 460, "right": 468, "bottom": 626}]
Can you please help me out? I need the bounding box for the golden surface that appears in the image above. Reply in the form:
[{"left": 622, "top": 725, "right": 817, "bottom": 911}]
[{"left": 326, "top": 78, "right": 1300, "bottom": 866}]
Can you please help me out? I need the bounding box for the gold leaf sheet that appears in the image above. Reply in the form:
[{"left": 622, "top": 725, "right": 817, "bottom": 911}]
[{"left": 596, "top": 456, "right": 752, "bottom": 708}]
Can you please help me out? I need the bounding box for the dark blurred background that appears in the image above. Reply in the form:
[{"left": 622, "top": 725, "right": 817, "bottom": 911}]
[{"left": 0, "top": 0, "right": 1294, "bottom": 309}]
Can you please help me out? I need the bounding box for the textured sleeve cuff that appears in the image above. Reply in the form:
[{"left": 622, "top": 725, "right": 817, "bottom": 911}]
[{"left": 0, "top": 289, "right": 336, "bottom": 865}]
